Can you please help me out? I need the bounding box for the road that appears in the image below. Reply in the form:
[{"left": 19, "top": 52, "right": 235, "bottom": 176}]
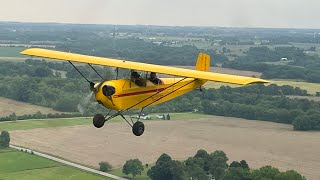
[{"left": 10, "top": 144, "right": 127, "bottom": 180}]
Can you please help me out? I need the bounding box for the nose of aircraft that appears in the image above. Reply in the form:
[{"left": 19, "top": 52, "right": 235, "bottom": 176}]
[{"left": 102, "top": 85, "right": 116, "bottom": 96}]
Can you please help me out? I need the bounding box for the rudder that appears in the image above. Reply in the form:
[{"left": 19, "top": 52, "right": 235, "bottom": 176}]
[{"left": 195, "top": 53, "right": 210, "bottom": 72}]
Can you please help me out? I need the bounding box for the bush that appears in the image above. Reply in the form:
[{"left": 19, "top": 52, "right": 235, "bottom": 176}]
[
  {"left": 99, "top": 161, "right": 112, "bottom": 172},
  {"left": 0, "top": 131, "right": 10, "bottom": 148}
]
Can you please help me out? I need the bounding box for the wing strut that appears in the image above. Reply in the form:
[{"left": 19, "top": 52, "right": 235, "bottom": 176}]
[
  {"left": 68, "top": 61, "right": 91, "bottom": 83},
  {"left": 88, "top": 63, "right": 104, "bottom": 80}
]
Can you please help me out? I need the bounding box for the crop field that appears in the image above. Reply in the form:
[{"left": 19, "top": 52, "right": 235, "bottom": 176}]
[
  {"left": 0, "top": 97, "right": 61, "bottom": 117},
  {"left": 9, "top": 116, "right": 320, "bottom": 180},
  {"left": 0, "top": 148, "right": 108, "bottom": 180}
]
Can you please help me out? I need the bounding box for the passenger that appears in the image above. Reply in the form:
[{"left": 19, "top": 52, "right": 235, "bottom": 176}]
[
  {"left": 148, "top": 72, "right": 162, "bottom": 85},
  {"left": 131, "top": 71, "right": 145, "bottom": 86}
]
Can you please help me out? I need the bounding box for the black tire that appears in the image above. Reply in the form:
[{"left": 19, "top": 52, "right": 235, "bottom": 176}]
[
  {"left": 132, "top": 121, "right": 145, "bottom": 136},
  {"left": 93, "top": 114, "right": 105, "bottom": 128}
]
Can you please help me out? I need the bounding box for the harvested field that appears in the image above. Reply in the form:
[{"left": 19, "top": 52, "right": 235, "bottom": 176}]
[
  {"left": 0, "top": 97, "right": 60, "bottom": 117},
  {"left": 10, "top": 117, "right": 320, "bottom": 180}
]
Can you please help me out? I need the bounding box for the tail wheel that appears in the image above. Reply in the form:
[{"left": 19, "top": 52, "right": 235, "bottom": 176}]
[
  {"left": 93, "top": 114, "right": 105, "bottom": 128},
  {"left": 132, "top": 121, "right": 145, "bottom": 136}
]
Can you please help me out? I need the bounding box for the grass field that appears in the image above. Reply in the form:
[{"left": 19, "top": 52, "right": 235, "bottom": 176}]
[
  {"left": 0, "top": 97, "right": 61, "bottom": 117},
  {"left": 0, "top": 113, "right": 210, "bottom": 131},
  {"left": 0, "top": 47, "right": 24, "bottom": 57},
  {"left": 110, "top": 166, "right": 151, "bottom": 180},
  {"left": 0, "top": 148, "right": 109, "bottom": 180}
]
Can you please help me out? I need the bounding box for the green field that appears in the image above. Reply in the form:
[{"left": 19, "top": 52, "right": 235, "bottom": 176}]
[
  {"left": 0, "top": 113, "right": 211, "bottom": 131},
  {"left": 0, "top": 47, "right": 25, "bottom": 57},
  {"left": 0, "top": 148, "right": 109, "bottom": 180},
  {"left": 110, "top": 166, "right": 151, "bottom": 180},
  {"left": 0, "top": 118, "right": 92, "bottom": 131}
]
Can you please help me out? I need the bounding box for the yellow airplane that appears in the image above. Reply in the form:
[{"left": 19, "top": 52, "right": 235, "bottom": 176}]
[{"left": 21, "top": 48, "right": 269, "bottom": 136}]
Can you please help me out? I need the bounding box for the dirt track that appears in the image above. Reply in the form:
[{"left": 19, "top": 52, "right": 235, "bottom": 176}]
[{"left": 10, "top": 117, "right": 320, "bottom": 180}]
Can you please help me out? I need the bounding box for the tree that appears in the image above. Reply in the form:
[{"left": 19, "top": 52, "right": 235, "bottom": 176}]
[
  {"left": 122, "top": 159, "right": 144, "bottom": 179},
  {"left": 0, "top": 131, "right": 10, "bottom": 148},
  {"left": 251, "top": 165, "right": 280, "bottom": 180},
  {"left": 240, "top": 160, "right": 249, "bottom": 169},
  {"left": 186, "top": 162, "right": 207, "bottom": 180},
  {"left": 147, "top": 153, "right": 186, "bottom": 180},
  {"left": 208, "top": 150, "right": 229, "bottom": 179},
  {"left": 275, "top": 170, "right": 306, "bottom": 180},
  {"left": 230, "top": 160, "right": 249, "bottom": 170},
  {"left": 193, "top": 149, "right": 210, "bottom": 171},
  {"left": 99, "top": 161, "right": 112, "bottom": 172},
  {"left": 292, "top": 115, "right": 314, "bottom": 130},
  {"left": 221, "top": 167, "right": 251, "bottom": 180}
]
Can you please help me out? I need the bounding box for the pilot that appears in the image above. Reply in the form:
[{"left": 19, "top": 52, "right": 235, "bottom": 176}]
[
  {"left": 131, "top": 71, "right": 145, "bottom": 86},
  {"left": 148, "top": 72, "right": 162, "bottom": 85}
]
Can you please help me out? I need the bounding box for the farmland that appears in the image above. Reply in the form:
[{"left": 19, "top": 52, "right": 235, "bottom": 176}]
[
  {"left": 0, "top": 97, "right": 61, "bottom": 117},
  {"left": 0, "top": 148, "right": 109, "bottom": 180},
  {"left": 9, "top": 116, "right": 320, "bottom": 180}
]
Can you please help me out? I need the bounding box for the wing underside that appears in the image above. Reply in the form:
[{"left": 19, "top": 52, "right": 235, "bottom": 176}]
[{"left": 21, "top": 48, "right": 269, "bottom": 85}]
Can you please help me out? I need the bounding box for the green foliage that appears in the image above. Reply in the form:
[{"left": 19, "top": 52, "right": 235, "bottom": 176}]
[
  {"left": 251, "top": 165, "right": 281, "bottom": 180},
  {"left": 230, "top": 160, "right": 250, "bottom": 170},
  {"left": 274, "top": 170, "right": 306, "bottom": 180},
  {"left": 99, "top": 161, "right": 112, "bottom": 172},
  {"left": 0, "top": 131, "right": 10, "bottom": 148},
  {"left": 208, "top": 150, "right": 229, "bottom": 179},
  {"left": 186, "top": 164, "right": 207, "bottom": 180},
  {"left": 146, "top": 149, "right": 306, "bottom": 180},
  {"left": 147, "top": 153, "right": 186, "bottom": 180},
  {"left": 122, "top": 159, "right": 144, "bottom": 179},
  {"left": 221, "top": 167, "right": 251, "bottom": 180}
]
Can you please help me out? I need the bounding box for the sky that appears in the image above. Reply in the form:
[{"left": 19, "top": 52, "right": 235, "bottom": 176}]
[{"left": 1, "top": 0, "right": 320, "bottom": 29}]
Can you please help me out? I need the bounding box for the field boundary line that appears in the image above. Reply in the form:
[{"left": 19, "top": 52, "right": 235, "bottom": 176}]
[{"left": 10, "top": 144, "right": 127, "bottom": 180}]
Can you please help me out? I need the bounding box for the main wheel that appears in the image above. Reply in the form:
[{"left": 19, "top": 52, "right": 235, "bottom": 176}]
[
  {"left": 93, "top": 114, "right": 105, "bottom": 128},
  {"left": 132, "top": 121, "right": 145, "bottom": 136}
]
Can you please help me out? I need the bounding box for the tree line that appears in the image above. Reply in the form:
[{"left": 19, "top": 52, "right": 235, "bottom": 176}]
[
  {"left": 223, "top": 46, "right": 320, "bottom": 83},
  {"left": 101, "top": 149, "right": 305, "bottom": 180}
]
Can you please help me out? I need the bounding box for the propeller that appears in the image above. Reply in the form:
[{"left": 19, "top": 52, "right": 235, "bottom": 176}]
[
  {"left": 77, "top": 91, "right": 94, "bottom": 115},
  {"left": 77, "top": 80, "right": 116, "bottom": 115}
]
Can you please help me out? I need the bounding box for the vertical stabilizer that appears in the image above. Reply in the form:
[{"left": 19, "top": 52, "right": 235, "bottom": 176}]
[{"left": 195, "top": 53, "right": 210, "bottom": 72}]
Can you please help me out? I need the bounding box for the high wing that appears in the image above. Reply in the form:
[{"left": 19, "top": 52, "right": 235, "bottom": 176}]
[{"left": 21, "top": 48, "right": 269, "bottom": 85}]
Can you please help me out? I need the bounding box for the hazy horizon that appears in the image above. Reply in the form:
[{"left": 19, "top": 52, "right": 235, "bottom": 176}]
[{"left": 1, "top": 0, "right": 320, "bottom": 29}]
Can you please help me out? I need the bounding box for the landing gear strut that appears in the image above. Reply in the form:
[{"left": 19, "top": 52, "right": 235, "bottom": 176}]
[{"left": 92, "top": 112, "right": 145, "bottom": 136}]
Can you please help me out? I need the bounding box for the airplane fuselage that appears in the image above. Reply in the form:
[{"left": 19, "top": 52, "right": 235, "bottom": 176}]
[{"left": 94, "top": 78, "right": 207, "bottom": 110}]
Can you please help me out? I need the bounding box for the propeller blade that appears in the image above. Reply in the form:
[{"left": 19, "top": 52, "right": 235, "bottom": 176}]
[{"left": 77, "top": 91, "right": 94, "bottom": 115}]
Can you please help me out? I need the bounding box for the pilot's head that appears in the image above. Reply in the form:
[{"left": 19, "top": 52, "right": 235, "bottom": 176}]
[
  {"left": 150, "top": 72, "right": 156, "bottom": 79},
  {"left": 131, "top": 71, "right": 140, "bottom": 78}
]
